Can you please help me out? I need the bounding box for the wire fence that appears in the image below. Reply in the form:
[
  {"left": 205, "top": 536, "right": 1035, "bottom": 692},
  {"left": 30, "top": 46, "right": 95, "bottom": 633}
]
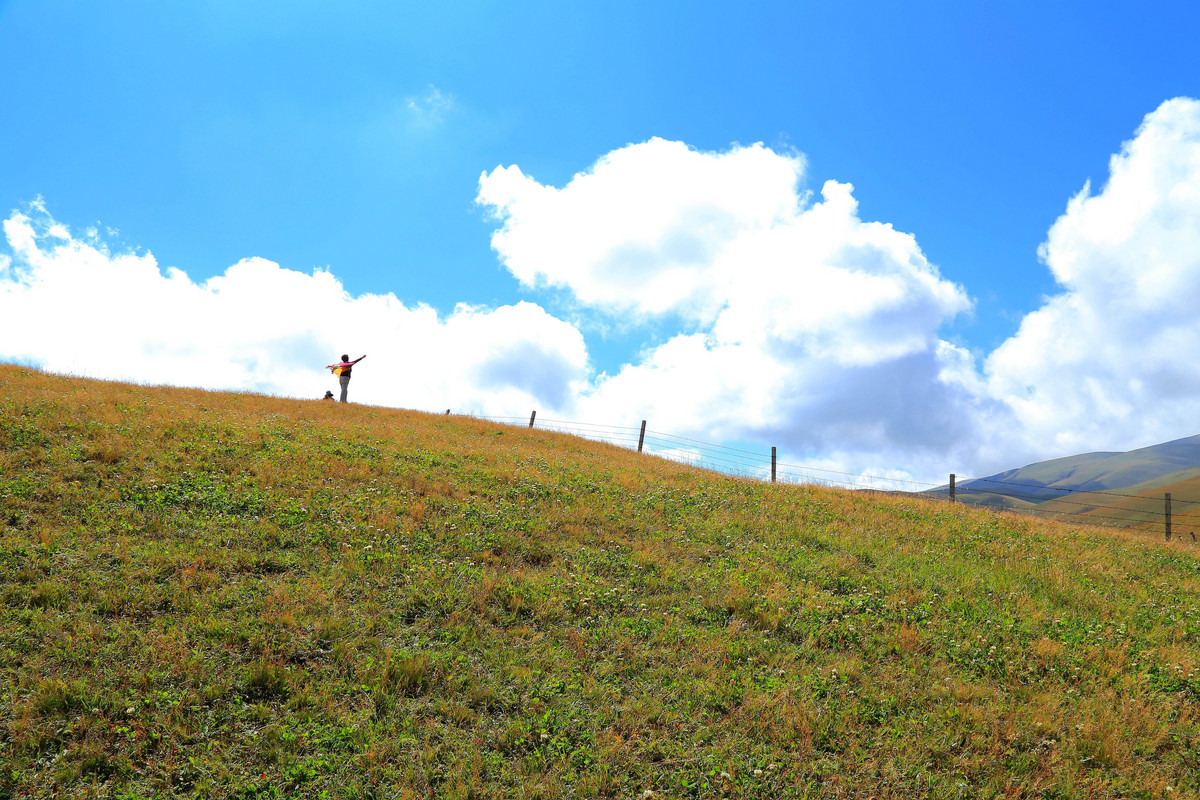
[
  {"left": 952, "top": 476, "right": 1200, "bottom": 535},
  {"left": 439, "top": 409, "right": 1196, "bottom": 540}
]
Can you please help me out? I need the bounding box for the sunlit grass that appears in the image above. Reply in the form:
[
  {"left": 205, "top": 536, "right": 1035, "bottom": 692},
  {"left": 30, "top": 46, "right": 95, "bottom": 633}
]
[{"left": 3, "top": 364, "right": 1200, "bottom": 798}]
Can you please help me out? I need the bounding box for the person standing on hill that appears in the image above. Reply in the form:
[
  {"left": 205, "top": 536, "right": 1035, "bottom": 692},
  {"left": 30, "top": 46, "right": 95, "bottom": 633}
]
[{"left": 326, "top": 354, "right": 366, "bottom": 403}]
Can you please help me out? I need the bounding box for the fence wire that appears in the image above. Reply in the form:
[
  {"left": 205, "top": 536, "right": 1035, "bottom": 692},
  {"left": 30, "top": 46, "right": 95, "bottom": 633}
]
[{"left": 447, "top": 410, "right": 1191, "bottom": 532}]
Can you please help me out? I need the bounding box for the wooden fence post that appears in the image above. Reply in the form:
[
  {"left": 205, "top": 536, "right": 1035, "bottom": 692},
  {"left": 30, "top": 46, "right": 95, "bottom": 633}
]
[
  {"left": 771, "top": 447, "right": 777, "bottom": 483},
  {"left": 949, "top": 474, "right": 956, "bottom": 503},
  {"left": 638, "top": 420, "right": 646, "bottom": 453},
  {"left": 1166, "top": 492, "right": 1172, "bottom": 541},
  {"left": 529, "top": 410, "right": 536, "bottom": 429}
]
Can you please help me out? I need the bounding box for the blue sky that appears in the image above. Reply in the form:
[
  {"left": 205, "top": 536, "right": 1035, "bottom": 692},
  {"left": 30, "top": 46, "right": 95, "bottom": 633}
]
[{"left": 3, "top": 1, "right": 1200, "bottom": 484}]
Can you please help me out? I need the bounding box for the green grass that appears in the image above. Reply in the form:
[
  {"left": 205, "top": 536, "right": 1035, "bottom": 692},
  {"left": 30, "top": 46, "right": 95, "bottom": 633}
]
[{"left": 3, "top": 364, "right": 1200, "bottom": 798}]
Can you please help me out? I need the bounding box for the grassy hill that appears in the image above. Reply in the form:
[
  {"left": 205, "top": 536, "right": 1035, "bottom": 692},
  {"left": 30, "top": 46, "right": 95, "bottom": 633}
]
[
  {"left": 4, "top": 365, "right": 1200, "bottom": 798},
  {"left": 926, "top": 436, "right": 1200, "bottom": 529},
  {"left": 985, "top": 437, "right": 1200, "bottom": 493}
]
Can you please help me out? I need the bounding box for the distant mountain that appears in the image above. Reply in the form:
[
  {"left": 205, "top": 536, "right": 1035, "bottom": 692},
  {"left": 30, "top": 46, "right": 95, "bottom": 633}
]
[{"left": 926, "top": 434, "right": 1200, "bottom": 527}]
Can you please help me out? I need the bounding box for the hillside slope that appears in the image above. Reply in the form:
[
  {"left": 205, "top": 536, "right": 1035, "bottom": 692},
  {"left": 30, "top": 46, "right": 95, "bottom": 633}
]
[
  {"left": 927, "top": 434, "right": 1200, "bottom": 526},
  {"left": 3, "top": 365, "right": 1200, "bottom": 798},
  {"left": 977, "top": 435, "right": 1200, "bottom": 494}
]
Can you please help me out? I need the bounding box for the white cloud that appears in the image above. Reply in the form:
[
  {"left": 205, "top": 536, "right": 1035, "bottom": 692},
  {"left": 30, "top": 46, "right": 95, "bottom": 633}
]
[
  {"left": 0, "top": 200, "right": 588, "bottom": 415},
  {"left": 479, "top": 140, "right": 988, "bottom": 480},
  {"left": 478, "top": 138, "right": 806, "bottom": 320},
  {"left": 985, "top": 97, "right": 1200, "bottom": 457}
]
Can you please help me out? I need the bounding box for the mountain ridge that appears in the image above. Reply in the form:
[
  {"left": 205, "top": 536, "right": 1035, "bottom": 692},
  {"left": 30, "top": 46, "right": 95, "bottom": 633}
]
[{"left": 930, "top": 433, "right": 1200, "bottom": 526}]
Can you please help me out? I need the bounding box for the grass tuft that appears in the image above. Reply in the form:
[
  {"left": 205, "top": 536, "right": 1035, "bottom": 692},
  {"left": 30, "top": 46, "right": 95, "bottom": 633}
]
[{"left": 243, "top": 662, "right": 292, "bottom": 701}]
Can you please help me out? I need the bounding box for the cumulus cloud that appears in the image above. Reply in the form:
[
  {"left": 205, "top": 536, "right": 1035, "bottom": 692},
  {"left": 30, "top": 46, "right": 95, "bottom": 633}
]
[
  {"left": 985, "top": 97, "right": 1200, "bottom": 457},
  {"left": 0, "top": 200, "right": 588, "bottom": 414},
  {"left": 479, "top": 140, "right": 990, "bottom": 479},
  {"left": 478, "top": 138, "right": 806, "bottom": 320}
]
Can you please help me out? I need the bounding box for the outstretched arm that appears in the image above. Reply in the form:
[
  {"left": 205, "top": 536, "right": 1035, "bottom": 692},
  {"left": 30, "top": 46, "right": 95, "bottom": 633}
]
[{"left": 353, "top": 355, "right": 366, "bottom": 364}]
